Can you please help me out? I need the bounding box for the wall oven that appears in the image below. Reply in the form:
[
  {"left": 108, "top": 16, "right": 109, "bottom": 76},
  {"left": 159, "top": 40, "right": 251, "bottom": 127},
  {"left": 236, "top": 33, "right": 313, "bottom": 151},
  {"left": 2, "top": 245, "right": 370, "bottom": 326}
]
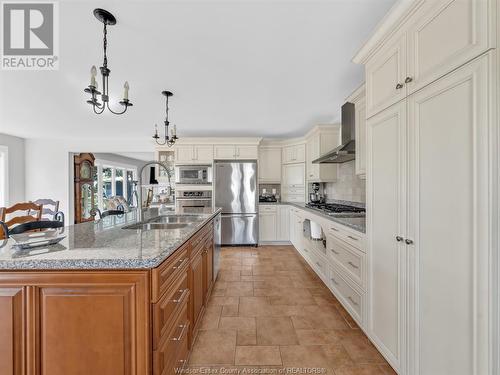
[
  {"left": 175, "top": 165, "right": 212, "bottom": 185},
  {"left": 175, "top": 190, "right": 212, "bottom": 213}
]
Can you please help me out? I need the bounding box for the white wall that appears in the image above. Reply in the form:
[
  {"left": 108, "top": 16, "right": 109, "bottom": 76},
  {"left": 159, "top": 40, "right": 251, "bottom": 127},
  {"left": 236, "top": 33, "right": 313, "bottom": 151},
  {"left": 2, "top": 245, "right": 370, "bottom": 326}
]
[
  {"left": 0, "top": 133, "right": 25, "bottom": 205},
  {"left": 24, "top": 138, "right": 154, "bottom": 224}
]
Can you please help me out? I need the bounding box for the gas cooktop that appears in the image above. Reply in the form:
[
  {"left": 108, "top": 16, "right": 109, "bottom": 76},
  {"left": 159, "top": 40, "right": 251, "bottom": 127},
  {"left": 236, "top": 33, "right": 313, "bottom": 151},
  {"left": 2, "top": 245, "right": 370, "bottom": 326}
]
[{"left": 305, "top": 202, "right": 365, "bottom": 216}]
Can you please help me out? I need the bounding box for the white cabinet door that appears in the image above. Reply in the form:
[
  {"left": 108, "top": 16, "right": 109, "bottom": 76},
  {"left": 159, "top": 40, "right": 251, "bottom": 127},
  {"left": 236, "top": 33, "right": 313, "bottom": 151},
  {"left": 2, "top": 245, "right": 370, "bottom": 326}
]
[
  {"left": 407, "top": 53, "right": 491, "bottom": 375},
  {"left": 283, "top": 144, "right": 305, "bottom": 164},
  {"left": 283, "top": 164, "right": 305, "bottom": 187},
  {"left": 366, "top": 100, "right": 407, "bottom": 372},
  {"left": 365, "top": 33, "right": 407, "bottom": 118},
  {"left": 277, "top": 205, "right": 290, "bottom": 241},
  {"left": 175, "top": 145, "right": 194, "bottom": 163},
  {"left": 194, "top": 145, "right": 214, "bottom": 162},
  {"left": 406, "top": 0, "right": 491, "bottom": 95},
  {"left": 355, "top": 97, "right": 367, "bottom": 177},
  {"left": 214, "top": 145, "right": 235, "bottom": 159},
  {"left": 259, "top": 148, "right": 282, "bottom": 183},
  {"left": 293, "top": 144, "right": 306, "bottom": 163},
  {"left": 306, "top": 135, "right": 320, "bottom": 180},
  {"left": 236, "top": 145, "right": 258, "bottom": 159},
  {"left": 259, "top": 211, "right": 277, "bottom": 242}
]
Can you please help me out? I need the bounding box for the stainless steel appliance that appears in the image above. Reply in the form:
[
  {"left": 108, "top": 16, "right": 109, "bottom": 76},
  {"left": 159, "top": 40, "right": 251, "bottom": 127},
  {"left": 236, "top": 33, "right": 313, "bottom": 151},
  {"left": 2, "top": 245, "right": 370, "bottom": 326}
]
[
  {"left": 175, "top": 165, "right": 212, "bottom": 184},
  {"left": 313, "top": 102, "right": 356, "bottom": 164},
  {"left": 214, "top": 161, "right": 258, "bottom": 246},
  {"left": 309, "top": 182, "right": 324, "bottom": 203},
  {"left": 175, "top": 190, "right": 212, "bottom": 213},
  {"left": 305, "top": 202, "right": 365, "bottom": 217},
  {"left": 213, "top": 213, "right": 221, "bottom": 280}
]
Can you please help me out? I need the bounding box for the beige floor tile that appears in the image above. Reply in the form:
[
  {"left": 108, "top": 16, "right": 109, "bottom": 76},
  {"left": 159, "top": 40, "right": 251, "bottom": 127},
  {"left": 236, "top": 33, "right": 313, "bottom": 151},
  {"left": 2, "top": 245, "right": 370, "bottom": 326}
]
[
  {"left": 237, "top": 329, "right": 257, "bottom": 345},
  {"left": 334, "top": 364, "right": 386, "bottom": 375},
  {"left": 221, "top": 304, "right": 239, "bottom": 317},
  {"left": 295, "top": 329, "right": 342, "bottom": 345},
  {"left": 239, "top": 296, "right": 275, "bottom": 317},
  {"left": 235, "top": 346, "right": 282, "bottom": 366},
  {"left": 189, "top": 329, "right": 236, "bottom": 365},
  {"left": 209, "top": 296, "right": 239, "bottom": 306},
  {"left": 378, "top": 364, "right": 397, "bottom": 375},
  {"left": 219, "top": 316, "right": 256, "bottom": 331},
  {"left": 291, "top": 311, "right": 350, "bottom": 330},
  {"left": 199, "top": 306, "right": 222, "bottom": 330},
  {"left": 225, "top": 281, "right": 254, "bottom": 297},
  {"left": 256, "top": 317, "right": 299, "bottom": 345},
  {"left": 279, "top": 345, "right": 333, "bottom": 368},
  {"left": 340, "top": 333, "right": 387, "bottom": 364}
]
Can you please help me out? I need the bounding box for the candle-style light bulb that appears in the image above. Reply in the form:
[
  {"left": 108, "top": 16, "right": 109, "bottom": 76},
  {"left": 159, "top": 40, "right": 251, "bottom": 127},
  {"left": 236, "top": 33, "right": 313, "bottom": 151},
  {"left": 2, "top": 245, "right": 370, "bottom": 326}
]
[
  {"left": 90, "top": 65, "right": 97, "bottom": 87},
  {"left": 123, "top": 81, "right": 129, "bottom": 100}
]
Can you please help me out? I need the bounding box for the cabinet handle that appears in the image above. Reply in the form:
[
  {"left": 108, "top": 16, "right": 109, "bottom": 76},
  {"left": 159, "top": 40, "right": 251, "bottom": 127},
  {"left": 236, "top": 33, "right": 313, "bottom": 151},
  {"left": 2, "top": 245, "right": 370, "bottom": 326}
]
[
  {"left": 330, "top": 249, "right": 340, "bottom": 255},
  {"left": 396, "top": 236, "right": 404, "bottom": 242},
  {"left": 347, "top": 296, "right": 359, "bottom": 306},
  {"left": 347, "top": 235, "right": 358, "bottom": 241},
  {"left": 405, "top": 239, "right": 414, "bottom": 245},
  {"left": 405, "top": 76, "right": 413, "bottom": 83},
  {"left": 171, "top": 324, "right": 188, "bottom": 341},
  {"left": 331, "top": 277, "right": 339, "bottom": 285},
  {"left": 173, "top": 288, "right": 189, "bottom": 303},
  {"left": 315, "top": 261, "right": 321, "bottom": 267},
  {"left": 172, "top": 258, "right": 188, "bottom": 270},
  {"left": 347, "top": 261, "right": 359, "bottom": 269},
  {"left": 395, "top": 83, "right": 404, "bottom": 90},
  {"left": 303, "top": 248, "right": 309, "bottom": 252},
  {"left": 330, "top": 227, "right": 339, "bottom": 232}
]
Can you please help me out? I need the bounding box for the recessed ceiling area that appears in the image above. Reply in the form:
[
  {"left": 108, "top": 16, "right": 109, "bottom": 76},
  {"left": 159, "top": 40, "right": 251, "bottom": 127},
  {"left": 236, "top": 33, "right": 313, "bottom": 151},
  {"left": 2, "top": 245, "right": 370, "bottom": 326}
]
[{"left": 0, "top": 0, "right": 396, "bottom": 143}]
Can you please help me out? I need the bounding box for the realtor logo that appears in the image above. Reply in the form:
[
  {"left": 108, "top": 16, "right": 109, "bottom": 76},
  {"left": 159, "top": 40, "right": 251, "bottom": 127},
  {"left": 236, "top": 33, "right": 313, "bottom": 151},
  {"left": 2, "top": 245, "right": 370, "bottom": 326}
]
[{"left": 2, "top": 1, "right": 59, "bottom": 69}]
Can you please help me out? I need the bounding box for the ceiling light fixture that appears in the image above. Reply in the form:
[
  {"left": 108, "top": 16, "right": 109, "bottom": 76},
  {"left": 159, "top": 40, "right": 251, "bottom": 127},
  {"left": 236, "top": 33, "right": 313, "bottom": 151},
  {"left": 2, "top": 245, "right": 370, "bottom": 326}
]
[
  {"left": 153, "top": 91, "right": 178, "bottom": 147},
  {"left": 84, "top": 8, "right": 133, "bottom": 115}
]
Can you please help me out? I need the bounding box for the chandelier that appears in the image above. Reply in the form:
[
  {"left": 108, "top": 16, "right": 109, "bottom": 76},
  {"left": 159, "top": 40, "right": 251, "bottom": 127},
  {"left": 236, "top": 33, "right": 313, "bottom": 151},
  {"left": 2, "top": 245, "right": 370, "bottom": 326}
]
[
  {"left": 84, "top": 9, "right": 133, "bottom": 115},
  {"left": 153, "top": 91, "right": 179, "bottom": 147}
]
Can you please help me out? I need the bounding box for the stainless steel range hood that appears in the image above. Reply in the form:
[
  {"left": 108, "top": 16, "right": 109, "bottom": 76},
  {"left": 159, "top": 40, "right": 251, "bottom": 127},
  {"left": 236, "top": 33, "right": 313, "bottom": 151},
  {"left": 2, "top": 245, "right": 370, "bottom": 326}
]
[{"left": 313, "top": 102, "right": 355, "bottom": 164}]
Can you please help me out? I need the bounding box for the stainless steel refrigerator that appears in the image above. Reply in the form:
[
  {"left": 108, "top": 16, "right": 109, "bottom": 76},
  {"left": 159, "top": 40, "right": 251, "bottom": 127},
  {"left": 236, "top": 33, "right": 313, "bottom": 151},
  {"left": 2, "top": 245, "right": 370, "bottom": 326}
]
[{"left": 214, "top": 160, "right": 258, "bottom": 246}]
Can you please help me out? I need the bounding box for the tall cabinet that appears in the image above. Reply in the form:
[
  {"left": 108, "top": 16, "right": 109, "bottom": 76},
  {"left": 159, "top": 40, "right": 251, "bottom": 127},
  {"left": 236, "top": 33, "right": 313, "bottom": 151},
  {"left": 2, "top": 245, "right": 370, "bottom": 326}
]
[{"left": 356, "top": 0, "right": 497, "bottom": 374}]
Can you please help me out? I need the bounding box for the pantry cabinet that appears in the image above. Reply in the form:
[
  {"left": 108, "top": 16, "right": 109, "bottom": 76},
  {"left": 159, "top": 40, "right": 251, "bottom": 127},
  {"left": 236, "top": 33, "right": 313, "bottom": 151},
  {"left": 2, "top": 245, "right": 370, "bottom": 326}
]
[
  {"left": 258, "top": 147, "right": 282, "bottom": 183},
  {"left": 363, "top": 0, "right": 493, "bottom": 118},
  {"left": 282, "top": 164, "right": 305, "bottom": 203},
  {"left": 305, "top": 127, "right": 340, "bottom": 182},
  {"left": 175, "top": 145, "right": 214, "bottom": 164},
  {"left": 282, "top": 144, "right": 305, "bottom": 164}
]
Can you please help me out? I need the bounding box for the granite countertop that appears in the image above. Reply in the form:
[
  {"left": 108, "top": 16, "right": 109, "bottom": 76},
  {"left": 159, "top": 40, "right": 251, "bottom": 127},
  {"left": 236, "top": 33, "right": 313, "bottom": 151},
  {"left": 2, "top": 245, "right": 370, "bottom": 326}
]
[
  {"left": 0, "top": 208, "right": 222, "bottom": 271},
  {"left": 259, "top": 201, "right": 365, "bottom": 233}
]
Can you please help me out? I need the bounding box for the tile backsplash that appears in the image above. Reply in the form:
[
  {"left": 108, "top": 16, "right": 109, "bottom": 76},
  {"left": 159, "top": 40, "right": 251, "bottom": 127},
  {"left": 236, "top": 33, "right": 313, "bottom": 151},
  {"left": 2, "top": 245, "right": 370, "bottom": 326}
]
[{"left": 324, "top": 160, "right": 366, "bottom": 203}]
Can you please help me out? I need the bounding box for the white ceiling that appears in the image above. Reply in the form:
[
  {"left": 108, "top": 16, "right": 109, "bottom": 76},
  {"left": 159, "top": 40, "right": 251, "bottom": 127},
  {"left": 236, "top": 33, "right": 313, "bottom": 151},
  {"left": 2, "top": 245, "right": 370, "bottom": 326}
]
[{"left": 0, "top": 0, "right": 395, "bottom": 146}]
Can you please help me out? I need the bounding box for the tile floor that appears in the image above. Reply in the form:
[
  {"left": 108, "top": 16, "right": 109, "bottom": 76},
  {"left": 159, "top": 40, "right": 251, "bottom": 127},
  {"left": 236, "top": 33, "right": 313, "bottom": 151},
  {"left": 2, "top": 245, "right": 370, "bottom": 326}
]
[{"left": 187, "top": 245, "right": 396, "bottom": 375}]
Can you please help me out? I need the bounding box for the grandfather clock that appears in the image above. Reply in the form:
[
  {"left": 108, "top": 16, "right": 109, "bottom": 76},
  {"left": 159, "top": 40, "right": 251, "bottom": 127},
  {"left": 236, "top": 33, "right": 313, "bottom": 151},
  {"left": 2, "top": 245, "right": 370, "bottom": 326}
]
[{"left": 74, "top": 153, "right": 95, "bottom": 223}]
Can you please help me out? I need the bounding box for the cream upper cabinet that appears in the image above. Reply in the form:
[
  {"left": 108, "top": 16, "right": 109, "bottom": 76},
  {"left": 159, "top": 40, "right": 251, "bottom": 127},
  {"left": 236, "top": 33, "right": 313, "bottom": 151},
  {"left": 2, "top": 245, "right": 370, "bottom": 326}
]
[
  {"left": 282, "top": 144, "right": 305, "bottom": 164},
  {"left": 283, "top": 163, "right": 305, "bottom": 187},
  {"left": 406, "top": 52, "right": 491, "bottom": 375},
  {"left": 365, "top": 33, "right": 407, "bottom": 118},
  {"left": 214, "top": 145, "right": 258, "bottom": 160},
  {"left": 175, "top": 145, "right": 213, "bottom": 163},
  {"left": 366, "top": 100, "right": 407, "bottom": 373},
  {"left": 259, "top": 147, "right": 282, "bottom": 183},
  {"left": 406, "top": 0, "right": 492, "bottom": 94},
  {"left": 305, "top": 129, "right": 339, "bottom": 182}
]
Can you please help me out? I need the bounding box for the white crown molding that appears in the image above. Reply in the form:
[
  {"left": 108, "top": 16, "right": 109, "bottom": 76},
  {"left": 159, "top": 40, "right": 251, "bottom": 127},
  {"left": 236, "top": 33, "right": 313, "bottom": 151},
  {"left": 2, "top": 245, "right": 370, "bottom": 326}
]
[
  {"left": 261, "top": 124, "right": 340, "bottom": 147},
  {"left": 352, "top": 0, "right": 424, "bottom": 64},
  {"left": 346, "top": 83, "right": 366, "bottom": 103}
]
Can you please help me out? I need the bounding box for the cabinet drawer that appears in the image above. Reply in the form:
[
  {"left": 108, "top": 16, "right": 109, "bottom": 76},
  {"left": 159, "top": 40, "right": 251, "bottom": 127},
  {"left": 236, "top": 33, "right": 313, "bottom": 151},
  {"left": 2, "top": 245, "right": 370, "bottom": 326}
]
[
  {"left": 152, "top": 244, "right": 190, "bottom": 303},
  {"left": 327, "top": 236, "right": 364, "bottom": 287},
  {"left": 329, "top": 266, "right": 363, "bottom": 323},
  {"left": 153, "top": 271, "right": 190, "bottom": 349},
  {"left": 259, "top": 205, "right": 277, "bottom": 212},
  {"left": 309, "top": 251, "right": 328, "bottom": 281},
  {"left": 328, "top": 225, "right": 364, "bottom": 252},
  {"left": 153, "top": 302, "right": 189, "bottom": 375}
]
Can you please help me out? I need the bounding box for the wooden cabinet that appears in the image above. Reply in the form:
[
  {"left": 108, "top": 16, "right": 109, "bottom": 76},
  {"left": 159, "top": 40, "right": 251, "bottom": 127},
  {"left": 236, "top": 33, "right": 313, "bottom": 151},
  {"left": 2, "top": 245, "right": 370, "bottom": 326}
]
[
  {"left": 258, "top": 147, "right": 282, "bottom": 183},
  {"left": 214, "top": 145, "right": 258, "bottom": 160},
  {"left": 282, "top": 144, "right": 305, "bottom": 164},
  {"left": 258, "top": 205, "right": 277, "bottom": 242},
  {"left": 305, "top": 127, "right": 339, "bottom": 182},
  {"left": 189, "top": 249, "right": 204, "bottom": 339},
  {"left": 0, "top": 286, "right": 24, "bottom": 375},
  {"left": 175, "top": 145, "right": 214, "bottom": 163}
]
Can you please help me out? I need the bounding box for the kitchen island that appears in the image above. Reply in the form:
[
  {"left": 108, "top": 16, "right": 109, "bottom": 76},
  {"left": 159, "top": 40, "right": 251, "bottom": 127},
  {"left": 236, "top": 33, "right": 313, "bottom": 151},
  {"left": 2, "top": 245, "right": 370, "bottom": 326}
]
[{"left": 0, "top": 208, "right": 221, "bottom": 375}]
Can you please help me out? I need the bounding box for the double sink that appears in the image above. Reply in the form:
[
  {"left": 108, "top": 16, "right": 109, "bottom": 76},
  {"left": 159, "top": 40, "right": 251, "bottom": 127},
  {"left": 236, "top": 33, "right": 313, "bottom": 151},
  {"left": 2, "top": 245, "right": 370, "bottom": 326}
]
[{"left": 122, "top": 215, "right": 204, "bottom": 231}]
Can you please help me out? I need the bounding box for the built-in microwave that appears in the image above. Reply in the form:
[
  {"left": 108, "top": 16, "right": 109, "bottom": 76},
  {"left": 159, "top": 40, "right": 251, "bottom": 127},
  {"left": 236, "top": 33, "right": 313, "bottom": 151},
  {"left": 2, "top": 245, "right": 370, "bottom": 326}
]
[{"left": 175, "top": 165, "right": 212, "bottom": 184}]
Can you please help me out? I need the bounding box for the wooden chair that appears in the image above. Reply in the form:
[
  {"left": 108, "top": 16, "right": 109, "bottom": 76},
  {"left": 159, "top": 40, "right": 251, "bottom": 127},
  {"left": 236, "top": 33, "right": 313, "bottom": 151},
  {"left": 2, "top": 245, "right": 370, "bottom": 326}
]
[
  {"left": 31, "top": 199, "right": 60, "bottom": 221},
  {"left": 0, "top": 202, "right": 43, "bottom": 239}
]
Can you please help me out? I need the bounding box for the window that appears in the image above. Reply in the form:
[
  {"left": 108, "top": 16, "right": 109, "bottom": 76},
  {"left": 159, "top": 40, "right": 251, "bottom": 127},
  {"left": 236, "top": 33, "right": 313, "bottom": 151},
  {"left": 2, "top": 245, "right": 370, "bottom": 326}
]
[
  {"left": 0, "top": 146, "right": 7, "bottom": 207},
  {"left": 93, "top": 160, "right": 137, "bottom": 211}
]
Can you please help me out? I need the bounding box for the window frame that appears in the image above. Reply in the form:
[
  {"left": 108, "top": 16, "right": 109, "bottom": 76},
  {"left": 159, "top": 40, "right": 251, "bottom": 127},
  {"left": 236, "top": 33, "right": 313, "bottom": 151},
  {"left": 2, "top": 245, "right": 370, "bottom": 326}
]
[{"left": 94, "top": 159, "right": 137, "bottom": 211}]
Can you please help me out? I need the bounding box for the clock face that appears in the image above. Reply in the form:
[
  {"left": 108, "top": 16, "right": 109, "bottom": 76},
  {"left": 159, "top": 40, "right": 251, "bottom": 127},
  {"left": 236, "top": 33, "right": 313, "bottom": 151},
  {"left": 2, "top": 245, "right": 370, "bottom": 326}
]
[{"left": 80, "top": 161, "right": 91, "bottom": 180}]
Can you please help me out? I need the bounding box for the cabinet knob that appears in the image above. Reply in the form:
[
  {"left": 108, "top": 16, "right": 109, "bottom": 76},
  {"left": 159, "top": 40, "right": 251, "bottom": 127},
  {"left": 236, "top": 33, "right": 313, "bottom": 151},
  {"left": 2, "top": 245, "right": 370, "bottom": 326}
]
[
  {"left": 405, "top": 239, "right": 414, "bottom": 245},
  {"left": 396, "top": 236, "right": 404, "bottom": 242},
  {"left": 405, "top": 76, "right": 413, "bottom": 83},
  {"left": 395, "top": 83, "right": 404, "bottom": 90}
]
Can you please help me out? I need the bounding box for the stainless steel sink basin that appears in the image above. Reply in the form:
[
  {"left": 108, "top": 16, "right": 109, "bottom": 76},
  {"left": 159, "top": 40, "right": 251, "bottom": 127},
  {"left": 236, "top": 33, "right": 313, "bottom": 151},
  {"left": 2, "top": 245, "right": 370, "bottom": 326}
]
[{"left": 122, "top": 222, "right": 190, "bottom": 231}]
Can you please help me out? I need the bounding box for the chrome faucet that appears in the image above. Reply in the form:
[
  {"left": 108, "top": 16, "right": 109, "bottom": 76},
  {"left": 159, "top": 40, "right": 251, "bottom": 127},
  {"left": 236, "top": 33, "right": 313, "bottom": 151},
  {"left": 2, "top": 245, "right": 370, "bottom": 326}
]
[{"left": 137, "top": 160, "right": 171, "bottom": 222}]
